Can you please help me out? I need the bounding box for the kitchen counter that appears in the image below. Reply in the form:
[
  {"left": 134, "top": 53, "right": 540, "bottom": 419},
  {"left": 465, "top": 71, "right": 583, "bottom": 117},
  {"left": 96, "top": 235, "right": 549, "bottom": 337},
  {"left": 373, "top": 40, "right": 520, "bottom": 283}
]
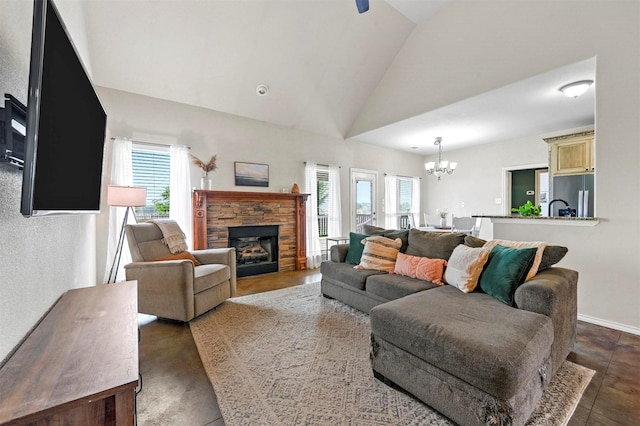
[{"left": 473, "top": 215, "right": 599, "bottom": 226}]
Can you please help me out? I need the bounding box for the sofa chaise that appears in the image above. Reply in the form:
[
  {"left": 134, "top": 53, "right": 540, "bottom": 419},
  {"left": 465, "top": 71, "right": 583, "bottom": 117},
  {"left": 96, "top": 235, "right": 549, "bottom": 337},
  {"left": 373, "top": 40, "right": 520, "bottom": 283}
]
[{"left": 320, "top": 227, "right": 576, "bottom": 425}]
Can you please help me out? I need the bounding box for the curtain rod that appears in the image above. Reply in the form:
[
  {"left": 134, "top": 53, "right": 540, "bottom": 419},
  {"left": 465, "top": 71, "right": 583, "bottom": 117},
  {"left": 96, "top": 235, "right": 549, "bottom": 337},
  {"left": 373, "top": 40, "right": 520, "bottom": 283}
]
[
  {"left": 111, "top": 137, "right": 191, "bottom": 150},
  {"left": 384, "top": 173, "right": 422, "bottom": 179},
  {"left": 304, "top": 161, "right": 341, "bottom": 168}
]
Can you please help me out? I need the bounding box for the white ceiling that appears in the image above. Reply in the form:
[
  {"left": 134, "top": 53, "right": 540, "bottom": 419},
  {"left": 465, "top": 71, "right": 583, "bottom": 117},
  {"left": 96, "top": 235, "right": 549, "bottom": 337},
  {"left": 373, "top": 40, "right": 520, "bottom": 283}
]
[{"left": 60, "top": 0, "right": 595, "bottom": 155}]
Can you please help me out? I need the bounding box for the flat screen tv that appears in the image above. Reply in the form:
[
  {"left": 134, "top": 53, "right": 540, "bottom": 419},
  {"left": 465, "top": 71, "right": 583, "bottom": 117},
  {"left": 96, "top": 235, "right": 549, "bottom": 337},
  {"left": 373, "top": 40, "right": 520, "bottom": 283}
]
[{"left": 21, "top": 0, "right": 107, "bottom": 217}]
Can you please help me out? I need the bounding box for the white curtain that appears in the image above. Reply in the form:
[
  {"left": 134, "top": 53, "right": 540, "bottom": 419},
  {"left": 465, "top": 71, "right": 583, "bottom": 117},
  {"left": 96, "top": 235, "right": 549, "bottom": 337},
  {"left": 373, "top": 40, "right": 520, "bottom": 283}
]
[
  {"left": 410, "top": 177, "right": 421, "bottom": 228},
  {"left": 170, "top": 145, "right": 193, "bottom": 249},
  {"left": 304, "top": 162, "right": 322, "bottom": 269},
  {"left": 384, "top": 174, "right": 398, "bottom": 229},
  {"left": 104, "top": 138, "right": 134, "bottom": 283},
  {"left": 327, "top": 164, "right": 342, "bottom": 238}
]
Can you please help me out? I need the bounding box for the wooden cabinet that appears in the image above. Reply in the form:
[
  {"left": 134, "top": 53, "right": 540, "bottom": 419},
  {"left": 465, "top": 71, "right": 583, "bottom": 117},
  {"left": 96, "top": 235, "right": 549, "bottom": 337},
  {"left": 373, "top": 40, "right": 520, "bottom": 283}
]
[
  {"left": 545, "top": 131, "right": 595, "bottom": 176},
  {"left": 0, "top": 282, "right": 139, "bottom": 426}
]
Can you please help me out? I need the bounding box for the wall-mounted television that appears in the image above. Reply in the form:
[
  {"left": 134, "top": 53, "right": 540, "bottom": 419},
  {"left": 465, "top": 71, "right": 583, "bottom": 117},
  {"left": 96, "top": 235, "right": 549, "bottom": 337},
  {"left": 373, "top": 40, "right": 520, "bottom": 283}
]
[{"left": 21, "top": 0, "right": 107, "bottom": 217}]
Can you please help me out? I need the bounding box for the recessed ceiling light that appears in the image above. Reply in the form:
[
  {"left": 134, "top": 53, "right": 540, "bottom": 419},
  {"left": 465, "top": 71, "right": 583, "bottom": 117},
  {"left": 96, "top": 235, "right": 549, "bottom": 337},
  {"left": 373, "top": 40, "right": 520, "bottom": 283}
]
[{"left": 256, "top": 84, "right": 269, "bottom": 96}]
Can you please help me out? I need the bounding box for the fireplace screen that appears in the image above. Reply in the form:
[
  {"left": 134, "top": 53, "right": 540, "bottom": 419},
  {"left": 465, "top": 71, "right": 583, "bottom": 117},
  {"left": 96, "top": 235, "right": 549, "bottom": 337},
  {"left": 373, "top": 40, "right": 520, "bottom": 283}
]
[{"left": 228, "top": 225, "right": 279, "bottom": 277}]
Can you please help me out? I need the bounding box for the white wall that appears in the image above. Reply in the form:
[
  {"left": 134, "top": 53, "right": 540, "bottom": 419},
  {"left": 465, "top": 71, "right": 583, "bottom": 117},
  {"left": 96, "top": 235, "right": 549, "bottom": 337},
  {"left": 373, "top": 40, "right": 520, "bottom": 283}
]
[
  {"left": 0, "top": 0, "right": 99, "bottom": 363},
  {"left": 375, "top": 1, "right": 639, "bottom": 333},
  {"left": 95, "top": 87, "right": 427, "bottom": 280}
]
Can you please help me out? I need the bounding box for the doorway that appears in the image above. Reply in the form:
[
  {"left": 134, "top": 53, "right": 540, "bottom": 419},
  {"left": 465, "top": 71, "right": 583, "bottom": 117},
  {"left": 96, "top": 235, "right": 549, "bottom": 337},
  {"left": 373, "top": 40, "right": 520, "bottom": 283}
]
[
  {"left": 350, "top": 169, "right": 377, "bottom": 233},
  {"left": 502, "top": 163, "right": 548, "bottom": 216}
]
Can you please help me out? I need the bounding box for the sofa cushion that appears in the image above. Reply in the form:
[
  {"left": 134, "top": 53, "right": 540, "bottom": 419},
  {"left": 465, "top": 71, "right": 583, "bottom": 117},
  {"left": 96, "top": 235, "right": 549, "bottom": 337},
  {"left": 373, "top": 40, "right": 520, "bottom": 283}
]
[
  {"left": 465, "top": 235, "right": 568, "bottom": 272},
  {"left": 320, "top": 261, "right": 386, "bottom": 290},
  {"left": 362, "top": 225, "right": 410, "bottom": 253},
  {"left": 355, "top": 236, "right": 402, "bottom": 273},
  {"left": 194, "top": 264, "right": 230, "bottom": 294},
  {"left": 394, "top": 252, "right": 447, "bottom": 286},
  {"left": 366, "top": 273, "right": 440, "bottom": 301},
  {"left": 479, "top": 245, "right": 537, "bottom": 306},
  {"left": 345, "top": 232, "right": 368, "bottom": 264},
  {"left": 405, "top": 229, "right": 466, "bottom": 260},
  {"left": 483, "top": 239, "right": 547, "bottom": 281},
  {"left": 443, "top": 244, "right": 491, "bottom": 293},
  {"left": 369, "top": 286, "right": 554, "bottom": 399},
  {"left": 538, "top": 245, "right": 569, "bottom": 271}
]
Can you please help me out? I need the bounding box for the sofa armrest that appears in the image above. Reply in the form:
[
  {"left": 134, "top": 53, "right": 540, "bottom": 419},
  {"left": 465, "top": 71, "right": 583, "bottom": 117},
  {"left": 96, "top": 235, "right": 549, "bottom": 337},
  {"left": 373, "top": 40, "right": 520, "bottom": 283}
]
[
  {"left": 330, "top": 244, "right": 350, "bottom": 263},
  {"left": 124, "top": 260, "right": 196, "bottom": 321},
  {"left": 514, "top": 267, "right": 578, "bottom": 373},
  {"left": 192, "top": 247, "right": 236, "bottom": 266}
]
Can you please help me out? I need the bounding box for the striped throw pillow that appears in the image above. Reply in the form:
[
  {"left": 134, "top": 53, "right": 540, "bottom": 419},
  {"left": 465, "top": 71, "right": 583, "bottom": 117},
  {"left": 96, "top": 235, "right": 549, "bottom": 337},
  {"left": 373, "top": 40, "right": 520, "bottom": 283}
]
[{"left": 355, "top": 236, "right": 402, "bottom": 273}]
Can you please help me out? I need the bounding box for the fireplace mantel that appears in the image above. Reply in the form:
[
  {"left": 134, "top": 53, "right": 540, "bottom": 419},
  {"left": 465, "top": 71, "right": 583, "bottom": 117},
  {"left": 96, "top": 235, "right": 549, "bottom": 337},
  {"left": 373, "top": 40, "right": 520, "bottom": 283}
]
[{"left": 192, "top": 190, "right": 309, "bottom": 271}]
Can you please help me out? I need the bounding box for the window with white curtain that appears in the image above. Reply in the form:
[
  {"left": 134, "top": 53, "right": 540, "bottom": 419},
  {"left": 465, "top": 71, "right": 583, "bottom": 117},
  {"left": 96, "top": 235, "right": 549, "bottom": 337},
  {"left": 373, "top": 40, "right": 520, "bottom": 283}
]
[
  {"left": 316, "top": 168, "right": 329, "bottom": 236},
  {"left": 305, "top": 162, "right": 342, "bottom": 268},
  {"left": 131, "top": 146, "right": 170, "bottom": 221},
  {"left": 385, "top": 175, "right": 420, "bottom": 229}
]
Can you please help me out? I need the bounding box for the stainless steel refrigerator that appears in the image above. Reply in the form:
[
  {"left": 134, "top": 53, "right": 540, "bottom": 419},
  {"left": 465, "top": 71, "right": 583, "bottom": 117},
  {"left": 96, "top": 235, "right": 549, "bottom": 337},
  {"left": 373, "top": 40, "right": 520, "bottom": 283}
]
[{"left": 551, "top": 174, "right": 595, "bottom": 217}]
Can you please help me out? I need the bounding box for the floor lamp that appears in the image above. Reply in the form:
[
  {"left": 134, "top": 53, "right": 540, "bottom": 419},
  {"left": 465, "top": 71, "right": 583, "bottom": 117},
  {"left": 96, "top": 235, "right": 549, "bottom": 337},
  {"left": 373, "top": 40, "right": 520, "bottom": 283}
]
[{"left": 107, "top": 185, "right": 147, "bottom": 284}]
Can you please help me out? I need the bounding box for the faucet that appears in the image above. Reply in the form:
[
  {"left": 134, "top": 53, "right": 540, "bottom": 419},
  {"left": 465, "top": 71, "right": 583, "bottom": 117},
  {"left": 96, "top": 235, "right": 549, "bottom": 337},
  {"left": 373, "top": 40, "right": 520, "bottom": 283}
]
[{"left": 548, "top": 199, "right": 569, "bottom": 217}]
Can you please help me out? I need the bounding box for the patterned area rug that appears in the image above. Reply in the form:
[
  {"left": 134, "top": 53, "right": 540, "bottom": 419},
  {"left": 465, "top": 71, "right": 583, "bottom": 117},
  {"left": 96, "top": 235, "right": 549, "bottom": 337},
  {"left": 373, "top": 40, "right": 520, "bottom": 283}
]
[{"left": 190, "top": 282, "right": 594, "bottom": 426}]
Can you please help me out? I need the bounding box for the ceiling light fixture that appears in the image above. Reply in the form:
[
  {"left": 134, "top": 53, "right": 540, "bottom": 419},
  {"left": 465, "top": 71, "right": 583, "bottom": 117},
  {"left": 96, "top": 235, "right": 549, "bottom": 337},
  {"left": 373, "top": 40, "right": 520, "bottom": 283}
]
[
  {"left": 425, "top": 137, "right": 457, "bottom": 180},
  {"left": 256, "top": 84, "right": 269, "bottom": 96},
  {"left": 558, "top": 80, "right": 593, "bottom": 98}
]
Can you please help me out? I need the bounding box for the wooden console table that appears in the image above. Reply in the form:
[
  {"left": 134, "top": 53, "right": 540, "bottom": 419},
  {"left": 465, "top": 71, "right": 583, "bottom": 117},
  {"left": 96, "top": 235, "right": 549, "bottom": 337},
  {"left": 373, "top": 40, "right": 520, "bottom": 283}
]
[{"left": 0, "top": 282, "right": 139, "bottom": 425}]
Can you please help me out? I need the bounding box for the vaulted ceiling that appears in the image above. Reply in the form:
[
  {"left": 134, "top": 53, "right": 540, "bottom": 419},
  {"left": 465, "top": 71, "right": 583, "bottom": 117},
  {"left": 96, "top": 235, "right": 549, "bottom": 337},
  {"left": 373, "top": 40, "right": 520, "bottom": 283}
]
[{"left": 58, "top": 0, "right": 594, "bottom": 155}]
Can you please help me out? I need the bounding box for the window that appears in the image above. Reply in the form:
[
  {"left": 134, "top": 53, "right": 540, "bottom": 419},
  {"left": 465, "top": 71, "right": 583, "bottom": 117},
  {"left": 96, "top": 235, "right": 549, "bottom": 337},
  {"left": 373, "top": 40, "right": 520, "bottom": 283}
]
[
  {"left": 316, "top": 168, "right": 329, "bottom": 237},
  {"left": 385, "top": 175, "right": 420, "bottom": 229},
  {"left": 131, "top": 147, "right": 170, "bottom": 221}
]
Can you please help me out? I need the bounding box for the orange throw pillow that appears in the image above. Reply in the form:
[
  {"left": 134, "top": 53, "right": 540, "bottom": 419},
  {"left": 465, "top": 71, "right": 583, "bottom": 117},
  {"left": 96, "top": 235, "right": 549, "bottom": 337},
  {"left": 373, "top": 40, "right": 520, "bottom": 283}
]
[
  {"left": 394, "top": 252, "right": 421, "bottom": 278},
  {"left": 154, "top": 251, "right": 202, "bottom": 266},
  {"left": 415, "top": 257, "right": 447, "bottom": 286},
  {"left": 394, "top": 252, "right": 447, "bottom": 286}
]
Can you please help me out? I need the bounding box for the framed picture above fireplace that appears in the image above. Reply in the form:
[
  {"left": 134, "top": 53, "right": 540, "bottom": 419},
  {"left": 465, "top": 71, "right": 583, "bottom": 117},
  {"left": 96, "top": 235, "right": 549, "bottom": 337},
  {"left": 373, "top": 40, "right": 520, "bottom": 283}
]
[{"left": 234, "top": 161, "right": 269, "bottom": 187}]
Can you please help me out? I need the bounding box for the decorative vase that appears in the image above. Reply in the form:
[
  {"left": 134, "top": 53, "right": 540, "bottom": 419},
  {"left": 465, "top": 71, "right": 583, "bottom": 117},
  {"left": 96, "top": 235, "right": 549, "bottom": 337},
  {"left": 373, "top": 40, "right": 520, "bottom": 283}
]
[
  {"left": 200, "top": 176, "right": 212, "bottom": 190},
  {"left": 291, "top": 183, "right": 300, "bottom": 193},
  {"left": 440, "top": 217, "right": 447, "bottom": 228}
]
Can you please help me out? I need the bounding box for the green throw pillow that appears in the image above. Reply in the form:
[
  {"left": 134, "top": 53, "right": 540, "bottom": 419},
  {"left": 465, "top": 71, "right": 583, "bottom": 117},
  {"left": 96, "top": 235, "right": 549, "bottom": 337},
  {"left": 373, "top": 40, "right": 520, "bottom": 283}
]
[
  {"left": 345, "top": 232, "right": 368, "bottom": 264},
  {"left": 479, "top": 245, "right": 537, "bottom": 306}
]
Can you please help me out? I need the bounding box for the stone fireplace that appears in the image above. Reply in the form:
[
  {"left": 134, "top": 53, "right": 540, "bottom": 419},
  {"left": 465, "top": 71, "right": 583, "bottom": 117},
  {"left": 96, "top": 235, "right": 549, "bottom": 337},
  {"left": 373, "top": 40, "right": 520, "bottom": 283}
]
[{"left": 192, "top": 190, "right": 309, "bottom": 274}]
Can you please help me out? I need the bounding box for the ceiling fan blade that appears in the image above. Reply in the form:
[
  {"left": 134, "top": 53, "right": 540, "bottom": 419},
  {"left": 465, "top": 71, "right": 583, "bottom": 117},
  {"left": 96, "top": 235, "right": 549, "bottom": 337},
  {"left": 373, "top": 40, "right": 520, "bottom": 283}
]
[{"left": 356, "top": 0, "right": 369, "bottom": 14}]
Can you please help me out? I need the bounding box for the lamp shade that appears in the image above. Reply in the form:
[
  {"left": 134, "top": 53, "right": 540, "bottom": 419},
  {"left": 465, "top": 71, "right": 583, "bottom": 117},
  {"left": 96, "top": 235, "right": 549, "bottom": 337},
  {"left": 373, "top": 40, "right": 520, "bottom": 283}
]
[{"left": 107, "top": 185, "right": 147, "bottom": 207}]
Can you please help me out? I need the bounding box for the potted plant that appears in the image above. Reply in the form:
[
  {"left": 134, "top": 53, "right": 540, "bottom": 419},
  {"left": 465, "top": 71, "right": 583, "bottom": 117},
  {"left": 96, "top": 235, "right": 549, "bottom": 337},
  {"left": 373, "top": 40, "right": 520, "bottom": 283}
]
[{"left": 512, "top": 200, "right": 542, "bottom": 216}]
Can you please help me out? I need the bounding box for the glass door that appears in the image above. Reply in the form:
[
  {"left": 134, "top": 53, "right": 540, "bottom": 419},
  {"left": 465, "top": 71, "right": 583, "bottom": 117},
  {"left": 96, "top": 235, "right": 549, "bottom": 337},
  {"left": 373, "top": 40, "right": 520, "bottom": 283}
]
[{"left": 350, "top": 169, "right": 377, "bottom": 233}]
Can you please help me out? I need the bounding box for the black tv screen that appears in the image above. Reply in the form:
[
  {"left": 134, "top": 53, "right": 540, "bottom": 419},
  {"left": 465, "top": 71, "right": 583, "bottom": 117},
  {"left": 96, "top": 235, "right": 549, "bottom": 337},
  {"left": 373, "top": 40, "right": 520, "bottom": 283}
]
[{"left": 21, "top": 0, "right": 107, "bottom": 217}]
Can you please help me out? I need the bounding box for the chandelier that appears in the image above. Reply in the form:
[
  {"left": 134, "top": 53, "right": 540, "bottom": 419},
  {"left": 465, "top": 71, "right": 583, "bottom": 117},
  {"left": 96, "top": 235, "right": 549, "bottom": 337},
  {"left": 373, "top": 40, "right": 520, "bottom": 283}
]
[{"left": 425, "top": 137, "right": 457, "bottom": 180}]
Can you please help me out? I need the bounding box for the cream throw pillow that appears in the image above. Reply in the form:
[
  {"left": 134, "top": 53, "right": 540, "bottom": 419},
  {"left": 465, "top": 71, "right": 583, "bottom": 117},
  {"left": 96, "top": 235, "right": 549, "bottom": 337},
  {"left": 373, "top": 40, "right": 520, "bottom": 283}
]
[
  {"left": 444, "top": 245, "right": 491, "bottom": 293},
  {"left": 355, "top": 236, "right": 402, "bottom": 273},
  {"left": 483, "top": 239, "right": 547, "bottom": 281}
]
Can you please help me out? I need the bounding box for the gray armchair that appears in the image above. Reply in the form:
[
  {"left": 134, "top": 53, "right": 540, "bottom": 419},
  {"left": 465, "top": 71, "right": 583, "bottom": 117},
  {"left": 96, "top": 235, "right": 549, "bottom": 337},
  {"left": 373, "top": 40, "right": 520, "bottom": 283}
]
[{"left": 124, "top": 222, "right": 236, "bottom": 322}]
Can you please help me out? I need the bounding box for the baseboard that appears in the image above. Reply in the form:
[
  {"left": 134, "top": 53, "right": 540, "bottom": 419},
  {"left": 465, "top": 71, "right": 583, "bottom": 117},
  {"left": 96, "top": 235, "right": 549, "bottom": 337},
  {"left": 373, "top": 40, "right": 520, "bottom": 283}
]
[{"left": 578, "top": 313, "right": 640, "bottom": 336}]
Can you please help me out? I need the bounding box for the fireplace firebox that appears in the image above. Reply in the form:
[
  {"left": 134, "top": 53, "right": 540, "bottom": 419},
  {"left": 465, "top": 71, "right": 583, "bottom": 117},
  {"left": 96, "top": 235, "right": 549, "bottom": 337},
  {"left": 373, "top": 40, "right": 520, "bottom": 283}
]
[{"left": 228, "top": 225, "right": 279, "bottom": 277}]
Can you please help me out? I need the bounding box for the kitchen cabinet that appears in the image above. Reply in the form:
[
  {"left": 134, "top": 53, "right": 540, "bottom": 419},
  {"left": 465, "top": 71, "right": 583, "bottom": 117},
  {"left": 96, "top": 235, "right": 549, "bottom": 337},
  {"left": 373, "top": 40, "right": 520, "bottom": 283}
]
[{"left": 545, "top": 131, "right": 595, "bottom": 176}]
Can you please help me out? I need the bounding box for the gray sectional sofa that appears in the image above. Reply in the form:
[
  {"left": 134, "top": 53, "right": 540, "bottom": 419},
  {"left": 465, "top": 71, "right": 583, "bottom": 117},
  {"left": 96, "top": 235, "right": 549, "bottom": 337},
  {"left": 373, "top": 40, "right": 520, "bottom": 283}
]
[{"left": 320, "top": 227, "right": 577, "bottom": 426}]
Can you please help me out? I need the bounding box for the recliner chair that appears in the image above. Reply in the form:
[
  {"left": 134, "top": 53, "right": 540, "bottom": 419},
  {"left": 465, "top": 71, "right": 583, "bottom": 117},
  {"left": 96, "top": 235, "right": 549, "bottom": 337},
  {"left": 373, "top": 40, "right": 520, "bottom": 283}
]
[{"left": 124, "top": 222, "right": 236, "bottom": 321}]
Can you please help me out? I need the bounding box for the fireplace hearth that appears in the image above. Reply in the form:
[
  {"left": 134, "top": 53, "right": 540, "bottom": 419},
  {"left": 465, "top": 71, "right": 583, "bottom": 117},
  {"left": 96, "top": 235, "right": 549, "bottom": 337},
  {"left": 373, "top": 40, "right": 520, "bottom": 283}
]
[{"left": 228, "top": 225, "right": 279, "bottom": 277}]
